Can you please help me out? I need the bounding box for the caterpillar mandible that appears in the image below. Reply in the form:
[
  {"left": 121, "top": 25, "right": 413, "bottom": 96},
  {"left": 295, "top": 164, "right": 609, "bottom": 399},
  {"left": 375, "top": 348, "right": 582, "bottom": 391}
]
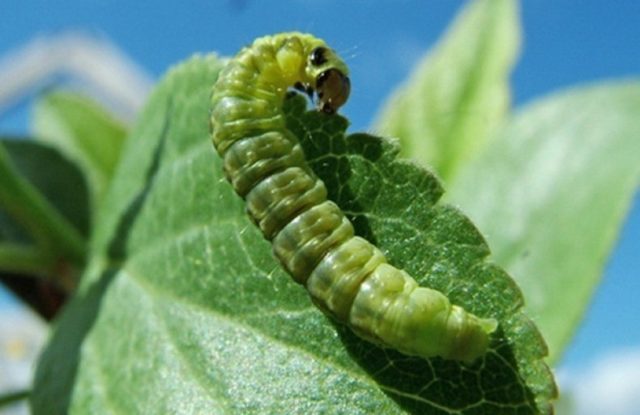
[{"left": 209, "top": 32, "right": 497, "bottom": 362}]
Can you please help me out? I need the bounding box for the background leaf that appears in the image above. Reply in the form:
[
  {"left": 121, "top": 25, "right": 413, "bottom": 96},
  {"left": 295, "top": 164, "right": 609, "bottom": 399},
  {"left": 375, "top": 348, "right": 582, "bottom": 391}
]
[
  {"left": 0, "top": 138, "right": 89, "bottom": 275},
  {"left": 0, "top": 139, "right": 90, "bottom": 241},
  {"left": 446, "top": 82, "right": 640, "bottom": 362},
  {"left": 34, "top": 55, "right": 555, "bottom": 414},
  {"left": 0, "top": 138, "right": 89, "bottom": 314},
  {"left": 32, "top": 91, "right": 128, "bottom": 211},
  {"left": 373, "top": 0, "right": 520, "bottom": 183}
]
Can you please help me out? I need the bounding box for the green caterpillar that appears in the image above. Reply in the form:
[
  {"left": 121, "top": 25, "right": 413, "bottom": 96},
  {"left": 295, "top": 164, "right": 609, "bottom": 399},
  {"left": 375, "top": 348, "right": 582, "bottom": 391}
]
[{"left": 209, "top": 32, "right": 497, "bottom": 362}]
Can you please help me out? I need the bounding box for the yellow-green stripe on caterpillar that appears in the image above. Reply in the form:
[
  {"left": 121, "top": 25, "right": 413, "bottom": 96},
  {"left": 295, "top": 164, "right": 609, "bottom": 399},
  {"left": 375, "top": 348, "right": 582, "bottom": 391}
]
[{"left": 210, "top": 32, "right": 497, "bottom": 362}]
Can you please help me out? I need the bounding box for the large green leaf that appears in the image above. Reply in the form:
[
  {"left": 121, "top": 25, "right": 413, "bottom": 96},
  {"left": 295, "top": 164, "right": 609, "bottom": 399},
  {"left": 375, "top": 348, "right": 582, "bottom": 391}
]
[
  {"left": 374, "top": 0, "right": 519, "bottom": 183},
  {"left": 33, "top": 56, "right": 555, "bottom": 414},
  {"left": 32, "top": 91, "right": 128, "bottom": 211},
  {"left": 447, "top": 82, "right": 640, "bottom": 362}
]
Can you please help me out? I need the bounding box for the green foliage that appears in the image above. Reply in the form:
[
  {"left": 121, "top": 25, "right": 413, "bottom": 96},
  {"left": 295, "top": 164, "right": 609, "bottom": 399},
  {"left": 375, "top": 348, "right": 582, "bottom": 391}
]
[
  {"left": 373, "top": 0, "right": 640, "bottom": 364},
  {"left": 0, "top": 139, "right": 89, "bottom": 276},
  {"left": 33, "top": 56, "right": 555, "bottom": 415},
  {"left": 32, "top": 91, "right": 128, "bottom": 210},
  {"left": 374, "top": 0, "right": 519, "bottom": 183},
  {"left": 0, "top": 0, "right": 636, "bottom": 413},
  {"left": 0, "top": 91, "right": 124, "bottom": 280},
  {"left": 447, "top": 82, "right": 640, "bottom": 361}
]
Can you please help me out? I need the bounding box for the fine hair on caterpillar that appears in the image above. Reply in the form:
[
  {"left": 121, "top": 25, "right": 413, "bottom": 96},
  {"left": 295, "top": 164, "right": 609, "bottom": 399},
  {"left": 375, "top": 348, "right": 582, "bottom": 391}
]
[{"left": 209, "top": 32, "right": 497, "bottom": 363}]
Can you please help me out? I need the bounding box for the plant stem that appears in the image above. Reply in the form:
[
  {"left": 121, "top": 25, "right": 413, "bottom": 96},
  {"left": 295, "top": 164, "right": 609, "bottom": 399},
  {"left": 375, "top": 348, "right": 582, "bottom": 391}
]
[
  {"left": 0, "top": 389, "right": 30, "bottom": 407},
  {"left": 0, "top": 243, "right": 54, "bottom": 276},
  {"left": 0, "top": 142, "right": 86, "bottom": 265}
]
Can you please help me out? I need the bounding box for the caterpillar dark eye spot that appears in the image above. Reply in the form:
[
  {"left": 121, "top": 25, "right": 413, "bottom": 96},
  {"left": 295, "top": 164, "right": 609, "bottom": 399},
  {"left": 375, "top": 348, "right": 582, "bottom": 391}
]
[
  {"left": 210, "top": 32, "right": 497, "bottom": 363},
  {"left": 310, "top": 46, "right": 328, "bottom": 66}
]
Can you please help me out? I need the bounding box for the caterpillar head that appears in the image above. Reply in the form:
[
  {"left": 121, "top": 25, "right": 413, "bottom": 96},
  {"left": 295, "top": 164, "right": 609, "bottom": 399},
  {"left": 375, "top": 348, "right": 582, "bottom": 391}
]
[{"left": 303, "top": 45, "right": 350, "bottom": 114}]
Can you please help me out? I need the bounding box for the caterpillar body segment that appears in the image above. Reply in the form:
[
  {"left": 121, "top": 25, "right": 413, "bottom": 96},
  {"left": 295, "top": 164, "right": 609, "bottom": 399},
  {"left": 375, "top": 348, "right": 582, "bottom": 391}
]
[{"left": 210, "top": 32, "right": 497, "bottom": 362}]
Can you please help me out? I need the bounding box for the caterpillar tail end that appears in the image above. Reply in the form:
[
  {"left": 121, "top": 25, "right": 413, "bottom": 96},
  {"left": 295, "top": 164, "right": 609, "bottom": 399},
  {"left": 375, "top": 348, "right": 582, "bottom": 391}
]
[
  {"left": 480, "top": 316, "right": 499, "bottom": 335},
  {"left": 450, "top": 313, "right": 498, "bottom": 364}
]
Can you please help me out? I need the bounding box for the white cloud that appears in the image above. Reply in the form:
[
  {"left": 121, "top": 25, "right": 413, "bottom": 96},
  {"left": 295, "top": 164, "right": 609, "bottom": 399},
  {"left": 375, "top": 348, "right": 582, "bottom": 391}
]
[{"left": 560, "top": 348, "right": 640, "bottom": 415}]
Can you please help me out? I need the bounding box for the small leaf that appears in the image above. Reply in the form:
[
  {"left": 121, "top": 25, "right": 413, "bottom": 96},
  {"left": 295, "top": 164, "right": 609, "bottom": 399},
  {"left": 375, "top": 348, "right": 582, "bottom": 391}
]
[
  {"left": 0, "top": 139, "right": 90, "bottom": 240},
  {"left": 0, "top": 139, "right": 89, "bottom": 270},
  {"left": 374, "top": 0, "right": 520, "bottom": 183},
  {"left": 447, "top": 81, "right": 640, "bottom": 362},
  {"left": 34, "top": 56, "right": 555, "bottom": 414},
  {"left": 32, "top": 91, "right": 128, "bottom": 210}
]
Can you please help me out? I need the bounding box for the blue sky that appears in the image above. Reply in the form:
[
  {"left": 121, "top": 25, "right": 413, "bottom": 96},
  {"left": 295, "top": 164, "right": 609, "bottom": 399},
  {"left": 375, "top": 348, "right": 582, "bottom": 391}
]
[{"left": 1, "top": 0, "right": 639, "bottom": 383}]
